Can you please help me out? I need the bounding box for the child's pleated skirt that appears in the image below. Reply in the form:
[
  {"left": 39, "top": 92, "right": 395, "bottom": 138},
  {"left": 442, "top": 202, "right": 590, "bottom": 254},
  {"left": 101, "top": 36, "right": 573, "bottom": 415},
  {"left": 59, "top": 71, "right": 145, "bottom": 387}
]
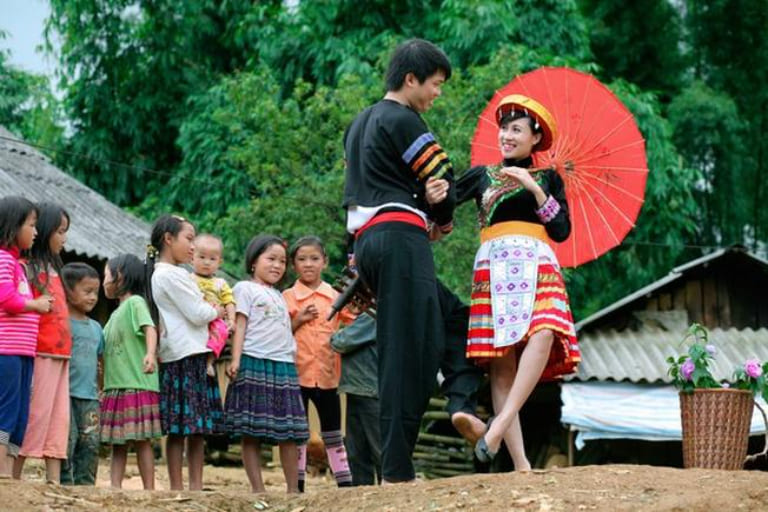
[
  {"left": 225, "top": 355, "right": 309, "bottom": 444},
  {"left": 100, "top": 389, "right": 162, "bottom": 444},
  {"left": 159, "top": 353, "right": 223, "bottom": 436}
]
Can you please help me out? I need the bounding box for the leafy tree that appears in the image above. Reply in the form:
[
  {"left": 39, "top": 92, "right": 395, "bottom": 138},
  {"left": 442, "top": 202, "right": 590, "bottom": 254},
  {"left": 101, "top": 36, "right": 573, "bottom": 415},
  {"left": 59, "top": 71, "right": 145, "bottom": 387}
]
[
  {"left": 46, "top": 0, "right": 591, "bottom": 208},
  {"left": 0, "top": 34, "right": 63, "bottom": 151},
  {"left": 253, "top": 0, "right": 591, "bottom": 91},
  {"left": 685, "top": 0, "right": 768, "bottom": 249},
  {"left": 667, "top": 82, "right": 746, "bottom": 246},
  {"left": 578, "top": 0, "right": 687, "bottom": 99},
  {"left": 44, "top": 0, "right": 281, "bottom": 205}
]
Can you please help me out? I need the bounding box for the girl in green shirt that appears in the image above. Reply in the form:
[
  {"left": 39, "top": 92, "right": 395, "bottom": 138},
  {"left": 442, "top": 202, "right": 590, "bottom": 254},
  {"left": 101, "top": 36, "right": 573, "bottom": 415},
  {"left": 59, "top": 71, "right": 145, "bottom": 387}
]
[{"left": 100, "top": 254, "right": 161, "bottom": 489}]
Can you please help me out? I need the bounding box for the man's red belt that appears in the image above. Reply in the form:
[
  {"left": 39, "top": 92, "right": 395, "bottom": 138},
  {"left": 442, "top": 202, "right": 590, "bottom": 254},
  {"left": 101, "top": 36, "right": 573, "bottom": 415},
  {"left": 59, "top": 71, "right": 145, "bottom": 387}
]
[{"left": 355, "top": 211, "right": 427, "bottom": 239}]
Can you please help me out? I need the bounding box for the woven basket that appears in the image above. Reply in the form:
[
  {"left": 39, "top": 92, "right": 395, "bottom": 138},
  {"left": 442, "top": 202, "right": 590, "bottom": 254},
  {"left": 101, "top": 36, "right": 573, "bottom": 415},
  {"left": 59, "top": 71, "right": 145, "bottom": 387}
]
[{"left": 679, "top": 388, "right": 753, "bottom": 470}]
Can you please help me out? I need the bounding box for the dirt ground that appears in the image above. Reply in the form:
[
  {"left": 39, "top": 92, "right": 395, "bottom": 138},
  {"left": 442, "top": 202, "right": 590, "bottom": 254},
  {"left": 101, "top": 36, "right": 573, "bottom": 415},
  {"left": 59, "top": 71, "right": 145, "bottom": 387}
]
[{"left": 3, "top": 460, "right": 768, "bottom": 512}]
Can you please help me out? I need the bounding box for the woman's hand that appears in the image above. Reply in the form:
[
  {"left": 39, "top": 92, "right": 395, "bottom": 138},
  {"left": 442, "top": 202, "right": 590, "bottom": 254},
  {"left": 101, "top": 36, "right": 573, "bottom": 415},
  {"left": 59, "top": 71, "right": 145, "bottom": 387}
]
[
  {"left": 500, "top": 166, "right": 547, "bottom": 206},
  {"left": 425, "top": 177, "right": 450, "bottom": 205}
]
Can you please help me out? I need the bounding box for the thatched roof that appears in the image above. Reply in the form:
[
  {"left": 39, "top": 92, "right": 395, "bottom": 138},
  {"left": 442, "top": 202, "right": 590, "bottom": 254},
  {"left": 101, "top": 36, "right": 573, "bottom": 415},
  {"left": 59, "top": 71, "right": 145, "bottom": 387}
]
[{"left": 0, "top": 126, "right": 150, "bottom": 260}]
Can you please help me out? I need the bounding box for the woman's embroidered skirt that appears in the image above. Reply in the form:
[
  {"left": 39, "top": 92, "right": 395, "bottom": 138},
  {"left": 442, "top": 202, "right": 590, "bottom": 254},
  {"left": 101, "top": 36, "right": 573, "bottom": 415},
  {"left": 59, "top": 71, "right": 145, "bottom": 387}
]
[{"left": 467, "top": 234, "right": 580, "bottom": 380}]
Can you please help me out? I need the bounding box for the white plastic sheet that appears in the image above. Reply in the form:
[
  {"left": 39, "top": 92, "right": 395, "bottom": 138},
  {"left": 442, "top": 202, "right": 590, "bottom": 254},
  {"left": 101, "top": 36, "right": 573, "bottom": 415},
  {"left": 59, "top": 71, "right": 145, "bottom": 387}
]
[{"left": 561, "top": 381, "right": 768, "bottom": 450}]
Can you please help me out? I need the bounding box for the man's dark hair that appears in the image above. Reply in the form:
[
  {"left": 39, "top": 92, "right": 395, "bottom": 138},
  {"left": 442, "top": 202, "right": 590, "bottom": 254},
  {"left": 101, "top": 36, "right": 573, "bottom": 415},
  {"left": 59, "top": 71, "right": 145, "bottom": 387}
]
[{"left": 385, "top": 39, "right": 452, "bottom": 91}]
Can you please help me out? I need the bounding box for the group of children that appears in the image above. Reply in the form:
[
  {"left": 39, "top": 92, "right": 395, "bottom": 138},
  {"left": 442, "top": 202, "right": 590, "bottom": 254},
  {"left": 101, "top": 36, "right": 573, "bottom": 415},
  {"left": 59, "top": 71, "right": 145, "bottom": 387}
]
[{"left": 0, "top": 195, "right": 370, "bottom": 493}]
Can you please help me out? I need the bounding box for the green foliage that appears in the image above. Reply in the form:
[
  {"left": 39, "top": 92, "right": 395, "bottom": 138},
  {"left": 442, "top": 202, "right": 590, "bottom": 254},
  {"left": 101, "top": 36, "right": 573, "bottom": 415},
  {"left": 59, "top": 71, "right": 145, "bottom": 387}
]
[
  {"left": 245, "top": 0, "right": 591, "bottom": 91},
  {"left": 666, "top": 323, "right": 720, "bottom": 393},
  {"left": 44, "top": 0, "right": 276, "bottom": 205},
  {"left": 685, "top": 0, "right": 768, "bottom": 247},
  {"left": 667, "top": 82, "right": 747, "bottom": 245},
  {"left": 669, "top": 324, "right": 768, "bottom": 401},
  {"left": 0, "top": 37, "right": 64, "bottom": 151},
  {"left": 578, "top": 0, "right": 687, "bottom": 98}
]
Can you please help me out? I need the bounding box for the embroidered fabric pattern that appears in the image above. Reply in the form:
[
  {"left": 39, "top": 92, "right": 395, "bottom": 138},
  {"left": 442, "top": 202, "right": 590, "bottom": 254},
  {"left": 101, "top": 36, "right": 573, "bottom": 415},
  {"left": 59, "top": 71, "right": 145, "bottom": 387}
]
[
  {"left": 479, "top": 166, "right": 546, "bottom": 227},
  {"left": 535, "top": 195, "right": 560, "bottom": 223}
]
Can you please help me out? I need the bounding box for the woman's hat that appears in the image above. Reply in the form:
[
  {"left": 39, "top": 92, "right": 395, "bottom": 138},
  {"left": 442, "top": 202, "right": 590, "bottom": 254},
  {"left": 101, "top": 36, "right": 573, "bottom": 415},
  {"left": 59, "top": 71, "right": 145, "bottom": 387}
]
[{"left": 495, "top": 94, "right": 557, "bottom": 152}]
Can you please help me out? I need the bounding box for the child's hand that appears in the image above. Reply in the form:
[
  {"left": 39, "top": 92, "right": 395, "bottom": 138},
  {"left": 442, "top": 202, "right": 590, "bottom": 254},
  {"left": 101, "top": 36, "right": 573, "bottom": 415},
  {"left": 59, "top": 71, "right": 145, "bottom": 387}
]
[
  {"left": 297, "top": 304, "right": 320, "bottom": 324},
  {"left": 28, "top": 295, "right": 54, "bottom": 313},
  {"left": 227, "top": 358, "right": 240, "bottom": 380},
  {"left": 215, "top": 304, "right": 226, "bottom": 319},
  {"left": 143, "top": 353, "right": 156, "bottom": 373}
]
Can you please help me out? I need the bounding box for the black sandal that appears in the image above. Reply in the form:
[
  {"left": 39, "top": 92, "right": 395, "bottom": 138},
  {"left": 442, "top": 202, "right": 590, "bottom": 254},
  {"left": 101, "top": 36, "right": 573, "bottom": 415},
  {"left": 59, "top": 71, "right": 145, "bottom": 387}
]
[{"left": 474, "top": 416, "right": 498, "bottom": 463}]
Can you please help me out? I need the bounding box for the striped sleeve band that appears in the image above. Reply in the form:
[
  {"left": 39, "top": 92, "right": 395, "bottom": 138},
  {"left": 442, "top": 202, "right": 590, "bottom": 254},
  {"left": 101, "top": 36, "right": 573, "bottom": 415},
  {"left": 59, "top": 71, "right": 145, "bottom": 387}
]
[{"left": 401, "top": 132, "right": 452, "bottom": 181}]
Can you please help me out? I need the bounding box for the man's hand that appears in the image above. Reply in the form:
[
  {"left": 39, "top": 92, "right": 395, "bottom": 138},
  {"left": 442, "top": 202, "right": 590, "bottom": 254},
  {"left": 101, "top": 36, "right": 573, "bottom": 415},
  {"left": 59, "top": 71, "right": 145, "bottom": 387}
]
[{"left": 425, "top": 177, "right": 450, "bottom": 205}]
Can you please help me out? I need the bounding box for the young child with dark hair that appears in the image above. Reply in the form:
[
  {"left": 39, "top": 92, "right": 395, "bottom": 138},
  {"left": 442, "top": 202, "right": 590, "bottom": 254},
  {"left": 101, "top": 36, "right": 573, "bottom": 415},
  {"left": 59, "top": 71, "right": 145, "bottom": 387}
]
[
  {"left": 191, "top": 233, "right": 236, "bottom": 378},
  {"left": 0, "top": 196, "right": 48, "bottom": 479},
  {"left": 147, "top": 215, "right": 222, "bottom": 491},
  {"left": 101, "top": 254, "right": 162, "bottom": 489},
  {"left": 60, "top": 262, "right": 103, "bottom": 486},
  {"left": 283, "top": 235, "right": 355, "bottom": 490},
  {"left": 225, "top": 234, "right": 308, "bottom": 494},
  {"left": 330, "top": 313, "right": 380, "bottom": 486},
  {"left": 13, "top": 202, "right": 71, "bottom": 483}
]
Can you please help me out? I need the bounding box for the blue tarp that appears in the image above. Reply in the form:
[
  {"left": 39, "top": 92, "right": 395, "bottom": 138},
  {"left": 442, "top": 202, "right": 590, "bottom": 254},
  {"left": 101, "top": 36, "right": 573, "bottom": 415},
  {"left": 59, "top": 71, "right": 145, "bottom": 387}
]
[{"left": 561, "top": 381, "right": 768, "bottom": 450}]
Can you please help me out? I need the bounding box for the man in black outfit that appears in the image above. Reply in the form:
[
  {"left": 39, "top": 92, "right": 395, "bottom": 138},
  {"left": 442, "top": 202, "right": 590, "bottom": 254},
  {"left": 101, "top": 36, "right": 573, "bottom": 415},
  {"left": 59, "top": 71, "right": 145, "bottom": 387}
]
[{"left": 343, "top": 39, "right": 484, "bottom": 483}]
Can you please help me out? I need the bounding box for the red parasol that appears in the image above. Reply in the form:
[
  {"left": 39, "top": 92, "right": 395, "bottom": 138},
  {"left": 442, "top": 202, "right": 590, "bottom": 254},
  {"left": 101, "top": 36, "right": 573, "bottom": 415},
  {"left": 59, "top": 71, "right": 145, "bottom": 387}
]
[{"left": 470, "top": 67, "right": 648, "bottom": 267}]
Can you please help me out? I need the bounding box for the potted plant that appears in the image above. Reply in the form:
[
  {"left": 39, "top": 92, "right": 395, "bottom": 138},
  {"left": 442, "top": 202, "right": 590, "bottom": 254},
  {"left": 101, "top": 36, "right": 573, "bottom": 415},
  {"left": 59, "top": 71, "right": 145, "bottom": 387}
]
[{"left": 667, "top": 323, "right": 768, "bottom": 470}]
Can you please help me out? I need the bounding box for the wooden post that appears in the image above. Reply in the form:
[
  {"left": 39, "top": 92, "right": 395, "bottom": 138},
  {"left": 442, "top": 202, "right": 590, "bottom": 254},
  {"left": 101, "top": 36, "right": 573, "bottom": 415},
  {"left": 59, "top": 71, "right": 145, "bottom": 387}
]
[{"left": 567, "top": 429, "right": 575, "bottom": 467}]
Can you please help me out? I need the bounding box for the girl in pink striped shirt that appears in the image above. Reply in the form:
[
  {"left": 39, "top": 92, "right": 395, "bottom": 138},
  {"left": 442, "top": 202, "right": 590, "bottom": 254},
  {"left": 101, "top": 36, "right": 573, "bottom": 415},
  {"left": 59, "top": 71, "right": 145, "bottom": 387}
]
[
  {"left": 0, "top": 196, "right": 52, "bottom": 478},
  {"left": 13, "top": 203, "right": 71, "bottom": 483}
]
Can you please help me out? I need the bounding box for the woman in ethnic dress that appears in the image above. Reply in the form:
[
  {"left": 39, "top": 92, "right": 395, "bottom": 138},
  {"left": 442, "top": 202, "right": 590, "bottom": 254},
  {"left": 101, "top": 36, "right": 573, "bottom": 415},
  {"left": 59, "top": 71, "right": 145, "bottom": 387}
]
[{"left": 455, "top": 94, "right": 581, "bottom": 469}]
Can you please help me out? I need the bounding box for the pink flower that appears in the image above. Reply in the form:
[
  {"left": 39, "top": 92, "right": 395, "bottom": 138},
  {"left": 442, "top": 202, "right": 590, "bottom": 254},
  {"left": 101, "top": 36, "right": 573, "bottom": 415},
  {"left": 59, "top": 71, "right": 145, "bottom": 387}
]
[
  {"left": 745, "top": 359, "right": 763, "bottom": 378},
  {"left": 681, "top": 358, "right": 695, "bottom": 380}
]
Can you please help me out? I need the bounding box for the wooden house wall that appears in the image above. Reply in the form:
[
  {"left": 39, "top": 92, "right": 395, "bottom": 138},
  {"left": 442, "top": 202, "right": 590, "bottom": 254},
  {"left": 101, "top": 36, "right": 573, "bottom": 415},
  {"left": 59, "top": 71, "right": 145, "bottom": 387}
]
[
  {"left": 642, "top": 254, "right": 768, "bottom": 329},
  {"left": 586, "top": 251, "right": 768, "bottom": 332}
]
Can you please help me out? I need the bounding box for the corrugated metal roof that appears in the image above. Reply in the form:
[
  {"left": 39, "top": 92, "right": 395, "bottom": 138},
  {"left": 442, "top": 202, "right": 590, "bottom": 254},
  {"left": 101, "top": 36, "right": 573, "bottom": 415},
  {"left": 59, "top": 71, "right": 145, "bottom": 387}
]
[
  {"left": 569, "top": 327, "right": 768, "bottom": 383},
  {"left": 0, "top": 127, "right": 150, "bottom": 260},
  {"left": 575, "top": 246, "right": 768, "bottom": 332}
]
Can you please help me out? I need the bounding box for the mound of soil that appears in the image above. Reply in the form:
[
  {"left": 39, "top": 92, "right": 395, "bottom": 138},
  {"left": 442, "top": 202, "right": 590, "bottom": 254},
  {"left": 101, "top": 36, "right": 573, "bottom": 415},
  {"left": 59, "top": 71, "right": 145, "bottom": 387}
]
[{"left": 3, "top": 462, "right": 767, "bottom": 511}]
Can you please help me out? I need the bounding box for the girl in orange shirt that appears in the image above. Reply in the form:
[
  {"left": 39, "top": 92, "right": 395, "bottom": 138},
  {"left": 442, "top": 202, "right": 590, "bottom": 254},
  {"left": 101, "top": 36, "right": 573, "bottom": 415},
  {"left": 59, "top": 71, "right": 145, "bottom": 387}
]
[{"left": 283, "top": 236, "right": 355, "bottom": 490}]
